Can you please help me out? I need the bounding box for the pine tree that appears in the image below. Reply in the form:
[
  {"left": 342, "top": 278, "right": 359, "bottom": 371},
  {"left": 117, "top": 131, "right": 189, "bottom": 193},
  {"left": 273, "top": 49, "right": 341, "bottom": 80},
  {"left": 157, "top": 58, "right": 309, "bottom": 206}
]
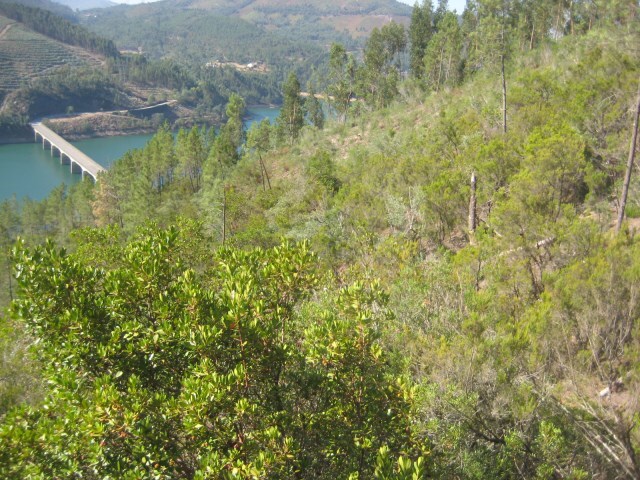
[
  {"left": 409, "top": 1, "right": 434, "bottom": 78},
  {"left": 423, "top": 11, "right": 463, "bottom": 91},
  {"left": 327, "top": 43, "right": 357, "bottom": 123},
  {"left": 358, "top": 22, "right": 406, "bottom": 109},
  {"left": 276, "top": 72, "right": 305, "bottom": 144},
  {"left": 305, "top": 82, "right": 325, "bottom": 130}
]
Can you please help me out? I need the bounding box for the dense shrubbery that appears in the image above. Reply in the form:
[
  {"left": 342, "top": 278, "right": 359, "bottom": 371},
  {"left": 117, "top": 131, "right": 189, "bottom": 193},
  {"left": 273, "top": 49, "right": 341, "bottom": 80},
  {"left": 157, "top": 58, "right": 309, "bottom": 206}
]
[{"left": 1, "top": 225, "right": 424, "bottom": 478}]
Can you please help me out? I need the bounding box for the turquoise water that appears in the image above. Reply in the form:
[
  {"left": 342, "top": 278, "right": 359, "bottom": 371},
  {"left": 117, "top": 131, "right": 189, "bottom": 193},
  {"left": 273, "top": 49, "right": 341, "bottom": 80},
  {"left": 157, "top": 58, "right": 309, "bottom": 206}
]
[
  {"left": 0, "top": 106, "right": 280, "bottom": 201},
  {"left": 244, "top": 105, "right": 280, "bottom": 125}
]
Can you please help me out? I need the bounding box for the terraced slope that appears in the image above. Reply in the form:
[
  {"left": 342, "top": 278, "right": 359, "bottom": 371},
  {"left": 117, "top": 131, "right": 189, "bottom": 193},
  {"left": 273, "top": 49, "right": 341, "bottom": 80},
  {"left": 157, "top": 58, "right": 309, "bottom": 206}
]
[
  {"left": 0, "top": 15, "right": 102, "bottom": 93},
  {"left": 0, "top": 13, "right": 11, "bottom": 30}
]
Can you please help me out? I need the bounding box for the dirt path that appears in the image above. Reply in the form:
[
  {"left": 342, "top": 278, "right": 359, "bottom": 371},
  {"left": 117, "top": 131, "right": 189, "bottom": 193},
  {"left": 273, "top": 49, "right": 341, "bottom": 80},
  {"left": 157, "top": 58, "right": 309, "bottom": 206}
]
[{"left": 0, "top": 22, "right": 14, "bottom": 41}]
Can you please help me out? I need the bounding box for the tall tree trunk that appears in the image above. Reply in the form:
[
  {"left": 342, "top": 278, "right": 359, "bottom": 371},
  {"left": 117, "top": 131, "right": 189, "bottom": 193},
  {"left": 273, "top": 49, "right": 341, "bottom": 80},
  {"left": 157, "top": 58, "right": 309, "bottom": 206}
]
[
  {"left": 529, "top": 21, "right": 535, "bottom": 50},
  {"left": 436, "top": 46, "right": 445, "bottom": 92},
  {"left": 569, "top": 0, "right": 575, "bottom": 35},
  {"left": 222, "top": 185, "right": 227, "bottom": 244},
  {"left": 7, "top": 258, "right": 13, "bottom": 301},
  {"left": 500, "top": 14, "right": 508, "bottom": 135},
  {"left": 501, "top": 53, "right": 507, "bottom": 134},
  {"left": 554, "top": 3, "right": 562, "bottom": 40},
  {"left": 259, "top": 154, "right": 272, "bottom": 190},
  {"left": 616, "top": 79, "right": 640, "bottom": 234},
  {"left": 468, "top": 172, "right": 477, "bottom": 237},
  {"left": 259, "top": 156, "right": 266, "bottom": 191}
]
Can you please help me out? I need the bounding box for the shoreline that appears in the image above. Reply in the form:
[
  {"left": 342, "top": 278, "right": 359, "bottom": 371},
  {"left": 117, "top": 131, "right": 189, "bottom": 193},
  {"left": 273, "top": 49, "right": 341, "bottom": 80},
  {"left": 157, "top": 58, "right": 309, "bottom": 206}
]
[
  {"left": 1, "top": 105, "right": 279, "bottom": 146},
  {"left": 0, "top": 127, "right": 158, "bottom": 145},
  {"left": 52, "top": 127, "right": 158, "bottom": 142}
]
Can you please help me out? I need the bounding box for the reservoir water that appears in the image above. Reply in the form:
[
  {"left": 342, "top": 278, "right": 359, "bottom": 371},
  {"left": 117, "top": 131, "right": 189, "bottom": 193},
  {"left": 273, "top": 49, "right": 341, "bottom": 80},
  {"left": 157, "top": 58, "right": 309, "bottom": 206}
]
[{"left": 0, "top": 106, "right": 280, "bottom": 201}]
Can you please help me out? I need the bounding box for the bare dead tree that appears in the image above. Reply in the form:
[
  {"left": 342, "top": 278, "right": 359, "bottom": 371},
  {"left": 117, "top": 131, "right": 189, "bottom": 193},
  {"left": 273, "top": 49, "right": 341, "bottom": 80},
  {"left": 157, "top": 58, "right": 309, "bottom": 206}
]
[
  {"left": 469, "top": 172, "right": 477, "bottom": 236},
  {"left": 616, "top": 78, "right": 640, "bottom": 234},
  {"left": 501, "top": 53, "right": 507, "bottom": 134},
  {"left": 222, "top": 184, "right": 227, "bottom": 245}
]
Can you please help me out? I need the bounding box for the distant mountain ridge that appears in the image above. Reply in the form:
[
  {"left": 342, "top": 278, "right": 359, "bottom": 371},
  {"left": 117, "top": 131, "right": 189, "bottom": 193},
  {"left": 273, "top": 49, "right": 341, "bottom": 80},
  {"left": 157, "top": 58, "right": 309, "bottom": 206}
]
[
  {"left": 182, "top": 0, "right": 411, "bottom": 16},
  {"left": 56, "top": 0, "right": 116, "bottom": 10},
  {"left": 170, "top": 0, "right": 412, "bottom": 39},
  {"left": 81, "top": 0, "right": 412, "bottom": 51},
  {"left": 5, "top": 0, "right": 75, "bottom": 18}
]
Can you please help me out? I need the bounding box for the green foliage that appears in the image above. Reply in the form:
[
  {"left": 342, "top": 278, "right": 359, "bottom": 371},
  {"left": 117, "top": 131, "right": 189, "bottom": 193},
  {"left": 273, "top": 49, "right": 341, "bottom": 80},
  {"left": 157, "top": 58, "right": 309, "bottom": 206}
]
[
  {"left": 305, "top": 81, "right": 325, "bottom": 130},
  {"left": 327, "top": 43, "right": 357, "bottom": 123},
  {"left": 423, "top": 12, "right": 462, "bottom": 91},
  {"left": 409, "top": 1, "right": 433, "bottom": 79},
  {"left": 2, "top": 10, "right": 640, "bottom": 479},
  {"left": 111, "top": 55, "right": 197, "bottom": 92},
  {"left": 4, "top": 66, "right": 122, "bottom": 119},
  {"left": 306, "top": 150, "right": 341, "bottom": 195},
  {"left": 0, "top": 316, "right": 42, "bottom": 417},
  {"left": 358, "top": 22, "right": 406, "bottom": 110},
  {"left": 1, "top": 224, "right": 420, "bottom": 478},
  {"left": 276, "top": 72, "right": 305, "bottom": 144},
  {"left": 0, "top": 1, "right": 118, "bottom": 57},
  {"left": 176, "top": 126, "right": 207, "bottom": 193}
]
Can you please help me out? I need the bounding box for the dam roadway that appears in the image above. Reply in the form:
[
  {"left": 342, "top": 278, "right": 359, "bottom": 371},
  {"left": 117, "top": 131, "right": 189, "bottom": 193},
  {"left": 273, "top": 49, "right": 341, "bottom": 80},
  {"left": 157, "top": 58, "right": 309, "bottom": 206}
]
[{"left": 31, "top": 122, "right": 106, "bottom": 181}]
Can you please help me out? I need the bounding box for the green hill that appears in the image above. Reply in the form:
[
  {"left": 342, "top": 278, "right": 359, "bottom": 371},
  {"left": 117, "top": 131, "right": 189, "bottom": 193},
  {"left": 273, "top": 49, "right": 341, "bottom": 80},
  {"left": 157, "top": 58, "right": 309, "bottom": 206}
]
[
  {"left": 0, "top": 15, "right": 102, "bottom": 94},
  {"left": 82, "top": 0, "right": 412, "bottom": 53},
  {"left": 81, "top": 6, "right": 324, "bottom": 68},
  {"left": 181, "top": 0, "right": 412, "bottom": 41},
  {"left": 74, "top": 0, "right": 414, "bottom": 110},
  {"left": 0, "top": 2, "right": 226, "bottom": 136},
  {"left": 5, "top": 0, "right": 74, "bottom": 18}
]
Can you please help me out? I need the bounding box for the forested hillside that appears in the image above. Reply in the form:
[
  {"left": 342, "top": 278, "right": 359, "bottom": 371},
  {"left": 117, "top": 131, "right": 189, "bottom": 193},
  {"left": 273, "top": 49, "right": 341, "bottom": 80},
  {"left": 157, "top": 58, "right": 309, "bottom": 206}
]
[
  {"left": 0, "top": 4, "right": 126, "bottom": 138},
  {"left": 82, "top": 0, "right": 412, "bottom": 52},
  {"left": 0, "top": 0, "right": 118, "bottom": 56},
  {"left": 0, "top": 15, "right": 102, "bottom": 93},
  {"left": 5, "top": 0, "right": 74, "bottom": 19},
  {"left": 0, "top": 2, "right": 229, "bottom": 138},
  {"left": 1, "top": 0, "right": 640, "bottom": 478},
  {"left": 79, "top": 1, "right": 329, "bottom": 108}
]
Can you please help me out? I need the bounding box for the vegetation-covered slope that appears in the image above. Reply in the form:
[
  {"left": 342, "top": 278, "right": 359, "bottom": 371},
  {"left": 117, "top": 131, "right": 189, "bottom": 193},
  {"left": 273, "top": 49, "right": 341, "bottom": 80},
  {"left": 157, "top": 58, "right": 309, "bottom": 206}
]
[
  {"left": 0, "top": 0, "right": 118, "bottom": 56},
  {"left": 4, "top": 0, "right": 74, "bottom": 19},
  {"left": 0, "top": 14, "right": 103, "bottom": 93},
  {"left": 0, "top": 2, "right": 228, "bottom": 137},
  {"left": 84, "top": 0, "right": 411, "bottom": 52},
  {"left": 81, "top": 5, "right": 325, "bottom": 81},
  {"left": 1, "top": 1, "right": 640, "bottom": 478},
  {"left": 183, "top": 0, "right": 412, "bottom": 42}
]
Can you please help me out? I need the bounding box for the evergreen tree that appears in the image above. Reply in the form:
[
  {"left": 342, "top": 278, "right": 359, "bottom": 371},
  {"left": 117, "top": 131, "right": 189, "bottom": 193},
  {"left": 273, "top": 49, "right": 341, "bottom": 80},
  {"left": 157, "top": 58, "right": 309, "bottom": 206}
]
[
  {"left": 409, "top": 0, "right": 434, "bottom": 78},
  {"left": 327, "top": 43, "right": 357, "bottom": 123},
  {"left": 276, "top": 72, "right": 305, "bottom": 144},
  {"left": 246, "top": 119, "right": 273, "bottom": 191},
  {"left": 147, "top": 123, "right": 177, "bottom": 194},
  {"left": 176, "top": 126, "right": 207, "bottom": 193},
  {"left": 433, "top": 0, "right": 449, "bottom": 27},
  {"left": 212, "top": 93, "right": 245, "bottom": 167},
  {"left": 358, "top": 22, "right": 406, "bottom": 109},
  {"left": 305, "top": 82, "right": 325, "bottom": 130},
  {"left": 423, "top": 11, "right": 463, "bottom": 91},
  {"left": 470, "top": 0, "right": 517, "bottom": 133}
]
